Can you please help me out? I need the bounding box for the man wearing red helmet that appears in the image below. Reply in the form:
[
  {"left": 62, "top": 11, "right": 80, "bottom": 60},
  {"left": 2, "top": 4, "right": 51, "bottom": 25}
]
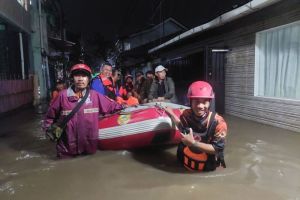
[
  {"left": 43, "top": 64, "right": 123, "bottom": 158},
  {"left": 164, "top": 81, "right": 227, "bottom": 171}
]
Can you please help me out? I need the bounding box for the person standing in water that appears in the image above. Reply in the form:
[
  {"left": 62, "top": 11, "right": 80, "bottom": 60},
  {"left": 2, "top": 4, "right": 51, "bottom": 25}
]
[
  {"left": 44, "top": 64, "right": 123, "bottom": 158},
  {"left": 164, "top": 81, "right": 227, "bottom": 171}
]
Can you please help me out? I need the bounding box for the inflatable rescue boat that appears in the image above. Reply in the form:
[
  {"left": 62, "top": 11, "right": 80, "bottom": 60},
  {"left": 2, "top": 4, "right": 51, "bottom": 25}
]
[{"left": 98, "top": 102, "right": 188, "bottom": 150}]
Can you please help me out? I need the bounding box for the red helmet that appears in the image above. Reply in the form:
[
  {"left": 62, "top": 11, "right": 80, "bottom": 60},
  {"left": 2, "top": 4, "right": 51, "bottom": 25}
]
[
  {"left": 70, "top": 64, "right": 92, "bottom": 76},
  {"left": 187, "top": 81, "right": 214, "bottom": 99}
]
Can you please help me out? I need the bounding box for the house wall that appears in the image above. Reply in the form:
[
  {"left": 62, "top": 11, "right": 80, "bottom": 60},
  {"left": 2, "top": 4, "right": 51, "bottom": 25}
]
[
  {"left": 0, "top": 0, "right": 31, "bottom": 33},
  {"left": 157, "top": 1, "right": 300, "bottom": 132},
  {"left": 0, "top": 78, "right": 33, "bottom": 114},
  {"left": 223, "top": 1, "right": 300, "bottom": 132}
]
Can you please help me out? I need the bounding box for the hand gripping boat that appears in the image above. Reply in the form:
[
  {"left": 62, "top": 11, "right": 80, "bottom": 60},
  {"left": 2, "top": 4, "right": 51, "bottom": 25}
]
[{"left": 98, "top": 102, "right": 188, "bottom": 150}]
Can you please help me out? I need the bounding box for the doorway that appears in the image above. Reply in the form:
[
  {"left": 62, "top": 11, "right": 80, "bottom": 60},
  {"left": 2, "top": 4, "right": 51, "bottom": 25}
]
[
  {"left": 205, "top": 47, "right": 226, "bottom": 114},
  {"left": 165, "top": 52, "right": 205, "bottom": 105}
]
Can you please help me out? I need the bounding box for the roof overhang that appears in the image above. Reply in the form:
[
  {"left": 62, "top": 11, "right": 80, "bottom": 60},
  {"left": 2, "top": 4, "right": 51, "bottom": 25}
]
[
  {"left": 48, "top": 36, "right": 76, "bottom": 51},
  {"left": 148, "top": 0, "right": 281, "bottom": 54},
  {"left": 123, "top": 18, "right": 187, "bottom": 51}
]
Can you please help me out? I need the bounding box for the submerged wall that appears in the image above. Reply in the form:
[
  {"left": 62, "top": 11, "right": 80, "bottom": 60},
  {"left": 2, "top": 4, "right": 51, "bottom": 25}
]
[{"left": 0, "top": 79, "right": 33, "bottom": 114}]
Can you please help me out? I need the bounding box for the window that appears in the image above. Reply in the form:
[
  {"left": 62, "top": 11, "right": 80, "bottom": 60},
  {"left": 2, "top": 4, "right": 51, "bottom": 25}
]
[{"left": 255, "top": 21, "right": 300, "bottom": 100}]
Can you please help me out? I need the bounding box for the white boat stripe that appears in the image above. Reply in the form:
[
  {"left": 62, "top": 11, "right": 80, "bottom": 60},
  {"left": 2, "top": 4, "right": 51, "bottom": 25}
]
[{"left": 98, "top": 117, "right": 175, "bottom": 140}]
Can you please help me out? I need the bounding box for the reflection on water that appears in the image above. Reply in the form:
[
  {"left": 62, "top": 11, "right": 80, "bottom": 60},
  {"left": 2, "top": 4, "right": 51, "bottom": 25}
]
[{"left": 1, "top": 108, "right": 300, "bottom": 200}]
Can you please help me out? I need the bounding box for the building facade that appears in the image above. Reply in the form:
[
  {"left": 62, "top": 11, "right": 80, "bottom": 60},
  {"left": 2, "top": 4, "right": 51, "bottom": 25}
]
[
  {"left": 0, "top": 0, "right": 50, "bottom": 114},
  {"left": 150, "top": 0, "right": 300, "bottom": 132}
]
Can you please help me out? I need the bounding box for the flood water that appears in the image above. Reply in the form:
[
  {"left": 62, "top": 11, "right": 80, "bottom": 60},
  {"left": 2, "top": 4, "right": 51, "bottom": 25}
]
[{"left": 1, "top": 108, "right": 300, "bottom": 200}]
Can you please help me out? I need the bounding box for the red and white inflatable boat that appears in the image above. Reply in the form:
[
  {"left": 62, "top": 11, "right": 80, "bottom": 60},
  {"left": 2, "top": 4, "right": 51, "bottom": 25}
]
[{"left": 98, "top": 102, "right": 188, "bottom": 150}]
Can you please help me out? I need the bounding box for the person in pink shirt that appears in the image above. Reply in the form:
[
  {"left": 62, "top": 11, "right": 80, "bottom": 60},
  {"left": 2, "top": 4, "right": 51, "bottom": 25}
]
[{"left": 44, "top": 64, "right": 123, "bottom": 158}]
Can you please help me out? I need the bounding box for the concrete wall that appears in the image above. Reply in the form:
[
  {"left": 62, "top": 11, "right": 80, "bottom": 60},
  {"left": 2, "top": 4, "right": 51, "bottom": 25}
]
[
  {"left": 30, "top": 3, "right": 50, "bottom": 104},
  {"left": 0, "top": 0, "right": 30, "bottom": 33},
  {"left": 28, "top": 0, "right": 50, "bottom": 105}
]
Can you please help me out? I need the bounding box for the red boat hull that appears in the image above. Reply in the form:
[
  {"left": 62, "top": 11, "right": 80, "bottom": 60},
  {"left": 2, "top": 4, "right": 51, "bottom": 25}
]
[{"left": 98, "top": 103, "right": 187, "bottom": 150}]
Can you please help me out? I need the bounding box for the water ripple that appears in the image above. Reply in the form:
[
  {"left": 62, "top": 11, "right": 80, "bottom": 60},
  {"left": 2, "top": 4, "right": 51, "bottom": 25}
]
[{"left": 15, "top": 150, "right": 41, "bottom": 161}]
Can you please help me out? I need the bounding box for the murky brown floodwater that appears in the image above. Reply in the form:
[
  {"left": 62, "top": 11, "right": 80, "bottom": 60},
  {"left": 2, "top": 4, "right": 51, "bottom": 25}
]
[{"left": 1, "top": 108, "right": 300, "bottom": 200}]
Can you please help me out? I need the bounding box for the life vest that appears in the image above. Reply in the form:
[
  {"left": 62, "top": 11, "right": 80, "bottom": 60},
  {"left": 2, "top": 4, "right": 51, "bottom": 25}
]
[
  {"left": 50, "top": 90, "right": 59, "bottom": 104},
  {"left": 183, "top": 146, "right": 208, "bottom": 171},
  {"left": 178, "top": 112, "right": 226, "bottom": 171},
  {"left": 94, "top": 75, "right": 117, "bottom": 100},
  {"left": 119, "top": 83, "right": 134, "bottom": 100},
  {"left": 125, "top": 96, "right": 139, "bottom": 106}
]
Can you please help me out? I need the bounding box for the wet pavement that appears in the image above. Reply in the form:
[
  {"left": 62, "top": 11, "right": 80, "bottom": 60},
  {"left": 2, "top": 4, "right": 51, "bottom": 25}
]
[{"left": 0, "top": 107, "right": 300, "bottom": 200}]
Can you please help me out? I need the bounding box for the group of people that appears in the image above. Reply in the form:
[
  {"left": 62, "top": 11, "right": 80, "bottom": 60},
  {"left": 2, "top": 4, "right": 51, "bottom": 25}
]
[
  {"left": 44, "top": 62, "right": 227, "bottom": 172},
  {"left": 90, "top": 63, "right": 177, "bottom": 106}
]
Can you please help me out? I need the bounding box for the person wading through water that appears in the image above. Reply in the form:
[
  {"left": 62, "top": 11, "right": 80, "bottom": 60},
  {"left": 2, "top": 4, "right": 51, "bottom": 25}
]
[
  {"left": 44, "top": 64, "right": 123, "bottom": 158},
  {"left": 164, "top": 81, "right": 227, "bottom": 171}
]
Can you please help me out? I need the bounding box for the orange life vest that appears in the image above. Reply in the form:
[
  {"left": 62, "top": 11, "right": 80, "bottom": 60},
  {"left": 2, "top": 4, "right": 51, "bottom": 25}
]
[
  {"left": 99, "top": 75, "right": 117, "bottom": 100},
  {"left": 125, "top": 96, "right": 139, "bottom": 106},
  {"left": 179, "top": 112, "right": 223, "bottom": 171},
  {"left": 183, "top": 147, "right": 208, "bottom": 171}
]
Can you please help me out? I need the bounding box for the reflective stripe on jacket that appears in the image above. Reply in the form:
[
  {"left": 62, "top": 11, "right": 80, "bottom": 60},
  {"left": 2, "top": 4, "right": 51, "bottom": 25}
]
[{"left": 44, "top": 87, "right": 123, "bottom": 158}]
